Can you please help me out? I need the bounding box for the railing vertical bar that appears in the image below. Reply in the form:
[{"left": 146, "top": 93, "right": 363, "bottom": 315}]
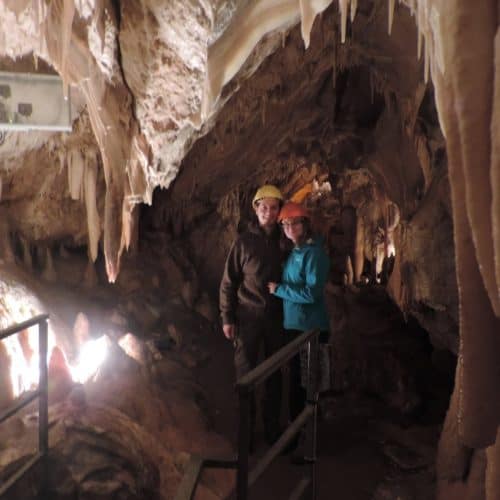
[
  {"left": 305, "top": 336, "right": 319, "bottom": 500},
  {"left": 236, "top": 389, "right": 250, "bottom": 500},
  {"left": 38, "top": 318, "right": 49, "bottom": 499}
]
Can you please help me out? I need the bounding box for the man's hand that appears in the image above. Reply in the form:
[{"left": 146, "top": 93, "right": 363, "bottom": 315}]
[
  {"left": 267, "top": 282, "right": 279, "bottom": 294},
  {"left": 223, "top": 324, "right": 236, "bottom": 340}
]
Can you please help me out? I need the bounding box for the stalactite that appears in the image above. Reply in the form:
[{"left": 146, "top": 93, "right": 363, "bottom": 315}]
[
  {"left": 84, "top": 161, "right": 100, "bottom": 263},
  {"left": 103, "top": 182, "right": 122, "bottom": 283},
  {"left": 417, "top": 27, "right": 423, "bottom": 60},
  {"left": 431, "top": 9, "right": 500, "bottom": 455},
  {"left": 80, "top": 79, "right": 107, "bottom": 149},
  {"left": 58, "top": 150, "right": 66, "bottom": 173},
  {"left": 369, "top": 71, "right": 374, "bottom": 104},
  {"left": 424, "top": 42, "right": 429, "bottom": 83},
  {"left": 120, "top": 184, "right": 133, "bottom": 253},
  {"left": 299, "top": 0, "right": 333, "bottom": 50},
  {"left": 127, "top": 135, "right": 149, "bottom": 202},
  {"left": 447, "top": 0, "right": 499, "bottom": 317},
  {"left": 350, "top": 0, "right": 357, "bottom": 22},
  {"left": 388, "top": 0, "right": 395, "bottom": 35},
  {"left": 202, "top": 0, "right": 302, "bottom": 120},
  {"left": 261, "top": 94, "right": 266, "bottom": 126},
  {"left": 120, "top": 191, "right": 138, "bottom": 256},
  {"left": 60, "top": 0, "right": 75, "bottom": 97},
  {"left": 338, "top": 0, "right": 348, "bottom": 43},
  {"left": 68, "top": 150, "right": 85, "bottom": 201},
  {"left": 491, "top": 30, "right": 500, "bottom": 308}
]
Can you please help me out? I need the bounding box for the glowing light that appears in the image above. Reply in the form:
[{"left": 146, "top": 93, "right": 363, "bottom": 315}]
[
  {"left": 2, "top": 332, "right": 109, "bottom": 399},
  {"left": 69, "top": 336, "right": 110, "bottom": 384},
  {"left": 2, "top": 327, "right": 55, "bottom": 398}
]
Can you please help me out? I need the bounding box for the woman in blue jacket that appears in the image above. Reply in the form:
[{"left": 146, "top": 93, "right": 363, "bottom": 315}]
[{"left": 268, "top": 202, "right": 330, "bottom": 428}]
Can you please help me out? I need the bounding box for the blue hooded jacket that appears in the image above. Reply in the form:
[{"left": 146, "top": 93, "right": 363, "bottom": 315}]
[{"left": 273, "top": 237, "right": 330, "bottom": 331}]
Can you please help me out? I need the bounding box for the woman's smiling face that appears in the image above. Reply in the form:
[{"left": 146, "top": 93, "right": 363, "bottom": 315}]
[{"left": 282, "top": 217, "right": 305, "bottom": 245}]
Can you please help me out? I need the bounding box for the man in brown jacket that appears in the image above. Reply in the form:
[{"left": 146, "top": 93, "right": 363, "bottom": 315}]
[{"left": 219, "top": 184, "right": 284, "bottom": 448}]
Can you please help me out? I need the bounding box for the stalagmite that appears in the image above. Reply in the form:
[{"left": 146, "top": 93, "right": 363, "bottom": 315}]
[
  {"left": 486, "top": 429, "right": 500, "bottom": 500},
  {"left": 0, "top": 211, "right": 15, "bottom": 264},
  {"left": 20, "top": 237, "right": 32, "bottom": 270},
  {"left": 84, "top": 161, "right": 100, "bottom": 262},
  {"left": 59, "top": 244, "right": 70, "bottom": 259},
  {"left": 48, "top": 345, "right": 74, "bottom": 403},
  {"left": 0, "top": 341, "right": 14, "bottom": 409},
  {"left": 41, "top": 246, "right": 57, "bottom": 283}
]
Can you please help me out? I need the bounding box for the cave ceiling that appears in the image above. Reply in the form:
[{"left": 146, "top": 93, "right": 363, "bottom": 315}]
[{"left": 0, "top": 0, "right": 438, "bottom": 278}]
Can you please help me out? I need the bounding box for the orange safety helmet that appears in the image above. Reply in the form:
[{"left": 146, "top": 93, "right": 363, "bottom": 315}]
[{"left": 278, "top": 202, "right": 310, "bottom": 222}]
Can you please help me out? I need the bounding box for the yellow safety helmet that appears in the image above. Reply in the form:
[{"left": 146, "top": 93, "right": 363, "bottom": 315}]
[{"left": 252, "top": 184, "right": 284, "bottom": 208}]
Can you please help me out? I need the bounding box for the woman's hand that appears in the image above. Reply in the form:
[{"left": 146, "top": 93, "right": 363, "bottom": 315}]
[{"left": 267, "top": 282, "right": 279, "bottom": 294}]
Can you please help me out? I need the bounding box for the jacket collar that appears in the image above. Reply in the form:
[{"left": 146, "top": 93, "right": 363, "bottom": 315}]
[{"left": 248, "top": 220, "right": 280, "bottom": 239}]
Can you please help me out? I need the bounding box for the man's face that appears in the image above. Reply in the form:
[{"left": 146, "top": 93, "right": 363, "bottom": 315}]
[{"left": 254, "top": 197, "right": 280, "bottom": 229}]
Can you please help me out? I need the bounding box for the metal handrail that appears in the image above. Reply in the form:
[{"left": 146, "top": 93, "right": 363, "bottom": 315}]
[
  {"left": 236, "top": 328, "right": 320, "bottom": 500},
  {"left": 236, "top": 329, "right": 320, "bottom": 391},
  {"left": 174, "top": 455, "right": 238, "bottom": 500},
  {"left": 0, "top": 314, "right": 49, "bottom": 499},
  {"left": 174, "top": 328, "right": 321, "bottom": 500}
]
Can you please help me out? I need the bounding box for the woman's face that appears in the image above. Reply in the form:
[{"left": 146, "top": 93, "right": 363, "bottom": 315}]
[{"left": 282, "top": 217, "right": 305, "bottom": 245}]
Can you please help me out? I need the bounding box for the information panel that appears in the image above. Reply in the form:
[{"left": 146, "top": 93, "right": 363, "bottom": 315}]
[{"left": 0, "top": 71, "right": 71, "bottom": 132}]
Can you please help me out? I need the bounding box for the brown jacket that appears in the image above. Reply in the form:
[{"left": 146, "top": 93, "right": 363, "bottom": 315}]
[{"left": 219, "top": 222, "right": 284, "bottom": 325}]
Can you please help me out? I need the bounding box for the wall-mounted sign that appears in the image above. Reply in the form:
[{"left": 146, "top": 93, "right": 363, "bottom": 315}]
[{"left": 0, "top": 71, "right": 71, "bottom": 132}]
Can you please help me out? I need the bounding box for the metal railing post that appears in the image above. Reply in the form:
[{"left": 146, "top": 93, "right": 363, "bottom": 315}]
[
  {"left": 305, "top": 335, "right": 319, "bottom": 500},
  {"left": 38, "top": 318, "right": 49, "bottom": 499},
  {"left": 236, "top": 389, "right": 250, "bottom": 500}
]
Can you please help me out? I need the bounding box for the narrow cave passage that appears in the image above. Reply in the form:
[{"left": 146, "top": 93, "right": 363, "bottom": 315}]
[{"left": 134, "top": 27, "right": 455, "bottom": 496}]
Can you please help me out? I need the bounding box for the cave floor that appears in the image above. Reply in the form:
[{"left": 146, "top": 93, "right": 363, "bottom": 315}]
[{"left": 0, "top": 257, "right": 445, "bottom": 500}]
